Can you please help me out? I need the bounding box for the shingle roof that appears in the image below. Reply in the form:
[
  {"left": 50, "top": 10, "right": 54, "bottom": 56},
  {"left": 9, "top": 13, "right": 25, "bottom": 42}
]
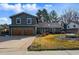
[
  {"left": 10, "top": 12, "right": 37, "bottom": 18},
  {"left": 36, "top": 22, "right": 62, "bottom": 28},
  {"left": 68, "top": 20, "right": 79, "bottom": 25}
]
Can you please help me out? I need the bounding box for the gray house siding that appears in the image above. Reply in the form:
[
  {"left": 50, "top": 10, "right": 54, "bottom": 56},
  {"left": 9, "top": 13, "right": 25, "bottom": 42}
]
[
  {"left": 10, "top": 13, "right": 37, "bottom": 25},
  {"left": 10, "top": 12, "right": 38, "bottom": 35}
]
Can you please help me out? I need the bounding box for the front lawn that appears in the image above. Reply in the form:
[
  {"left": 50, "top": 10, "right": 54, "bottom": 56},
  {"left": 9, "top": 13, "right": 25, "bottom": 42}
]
[{"left": 28, "top": 34, "right": 79, "bottom": 51}]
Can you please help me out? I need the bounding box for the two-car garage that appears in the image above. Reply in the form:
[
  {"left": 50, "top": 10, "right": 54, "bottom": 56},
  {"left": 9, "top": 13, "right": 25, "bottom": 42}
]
[{"left": 10, "top": 27, "right": 35, "bottom": 36}]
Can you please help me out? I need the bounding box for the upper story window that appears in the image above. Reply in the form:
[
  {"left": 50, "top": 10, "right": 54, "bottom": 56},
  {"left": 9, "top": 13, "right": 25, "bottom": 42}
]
[
  {"left": 68, "top": 26, "right": 69, "bottom": 28},
  {"left": 73, "top": 25, "right": 76, "bottom": 28},
  {"left": 16, "top": 17, "right": 21, "bottom": 24},
  {"left": 27, "top": 18, "right": 32, "bottom": 24}
]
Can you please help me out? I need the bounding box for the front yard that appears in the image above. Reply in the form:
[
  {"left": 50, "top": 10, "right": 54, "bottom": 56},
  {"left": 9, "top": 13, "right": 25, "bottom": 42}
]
[{"left": 28, "top": 34, "right": 79, "bottom": 51}]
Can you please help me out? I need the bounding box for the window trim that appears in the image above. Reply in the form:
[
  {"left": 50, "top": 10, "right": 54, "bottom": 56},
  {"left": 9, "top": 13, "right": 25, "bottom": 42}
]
[
  {"left": 27, "top": 18, "right": 32, "bottom": 24},
  {"left": 73, "top": 25, "right": 76, "bottom": 28},
  {"left": 16, "top": 17, "right": 21, "bottom": 24},
  {"left": 68, "top": 26, "right": 69, "bottom": 28}
]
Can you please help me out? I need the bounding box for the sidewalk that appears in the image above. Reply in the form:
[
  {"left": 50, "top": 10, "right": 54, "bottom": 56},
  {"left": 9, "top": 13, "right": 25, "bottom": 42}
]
[
  {"left": 0, "top": 50, "right": 79, "bottom": 55},
  {"left": 26, "top": 50, "right": 79, "bottom": 55}
]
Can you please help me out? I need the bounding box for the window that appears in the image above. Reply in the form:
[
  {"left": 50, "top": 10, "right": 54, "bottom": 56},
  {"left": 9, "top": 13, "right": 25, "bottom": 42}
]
[
  {"left": 68, "top": 26, "right": 69, "bottom": 28},
  {"left": 16, "top": 18, "right": 21, "bottom": 24},
  {"left": 73, "top": 25, "right": 76, "bottom": 27},
  {"left": 27, "top": 18, "right": 32, "bottom": 24}
]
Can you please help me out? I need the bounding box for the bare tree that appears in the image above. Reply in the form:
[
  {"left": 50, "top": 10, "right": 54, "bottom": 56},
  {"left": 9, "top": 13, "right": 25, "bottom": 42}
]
[{"left": 60, "top": 9, "right": 79, "bottom": 24}]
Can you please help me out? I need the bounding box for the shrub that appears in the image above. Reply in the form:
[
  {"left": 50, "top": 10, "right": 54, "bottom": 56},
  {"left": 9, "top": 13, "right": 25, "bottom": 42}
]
[
  {"left": 66, "top": 34, "right": 79, "bottom": 38},
  {"left": 39, "top": 32, "right": 49, "bottom": 37}
]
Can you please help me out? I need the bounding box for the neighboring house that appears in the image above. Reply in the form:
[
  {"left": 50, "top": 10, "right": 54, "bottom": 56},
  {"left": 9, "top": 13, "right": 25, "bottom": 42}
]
[
  {"left": 66, "top": 21, "right": 79, "bottom": 33},
  {"left": 9, "top": 12, "right": 62, "bottom": 35},
  {"left": 0, "top": 24, "right": 9, "bottom": 35},
  {"left": 37, "top": 22, "right": 62, "bottom": 34},
  {"left": 58, "top": 14, "right": 79, "bottom": 33},
  {"left": 0, "top": 25, "right": 4, "bottom": 35}
]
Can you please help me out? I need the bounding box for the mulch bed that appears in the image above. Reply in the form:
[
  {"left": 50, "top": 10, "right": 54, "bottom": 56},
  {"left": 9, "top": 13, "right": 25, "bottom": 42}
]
[{"left": 28, "top": 47, "right": 79, "bottom": 51}]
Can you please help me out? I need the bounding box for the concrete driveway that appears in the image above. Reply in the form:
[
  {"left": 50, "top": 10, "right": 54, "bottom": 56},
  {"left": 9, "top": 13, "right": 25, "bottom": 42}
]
[{"left": 0, "top": 36, "right": 35, "bottom": 53}]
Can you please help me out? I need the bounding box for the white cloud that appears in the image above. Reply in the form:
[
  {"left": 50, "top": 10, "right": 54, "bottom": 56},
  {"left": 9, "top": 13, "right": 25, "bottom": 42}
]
[
  {"left": 13, "top": 4, "right": 23, "bottom": 13},
  {"left": 22, "top": 4, "right": 41, "bottom": 15},
  {"left": 0, "top": 17, "right": 11, "bottom": 24},
  {"left": 0, "top": 3, "right": 23, "bottom": 13},
  {"left": 0, "top": 17, "right": 8, "bottom": 21},
  {"left": 23, "top": 4, "right": 38, "bottom": 11},
  {"left": 0, "top": 3, "right": 39, "bottom": 13},
  {"left": 43, "top": 4, "right": 53, "bottom": 13},
  {"left": 44, "top": 4, "right": 52, "bottom": 7}
]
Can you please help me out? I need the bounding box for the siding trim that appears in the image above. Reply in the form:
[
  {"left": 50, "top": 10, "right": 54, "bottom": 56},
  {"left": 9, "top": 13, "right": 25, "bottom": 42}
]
[
  {"left": 16, "top": 17, "right": 21, "bottom": 24},
  {"left": 26, "top": 18, "right": 32, "bottom": 24}
]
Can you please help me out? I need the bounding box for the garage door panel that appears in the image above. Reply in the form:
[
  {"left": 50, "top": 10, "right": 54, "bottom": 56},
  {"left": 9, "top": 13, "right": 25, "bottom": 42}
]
[
  {"left": 12, "top": 29, "right": 24, "bottom": 35},
  {"left": 24, "top": 29, "right": 33, "bottom": 35},
  {"left": 12, "top": 28, "right": 34, "bottom": 35}
]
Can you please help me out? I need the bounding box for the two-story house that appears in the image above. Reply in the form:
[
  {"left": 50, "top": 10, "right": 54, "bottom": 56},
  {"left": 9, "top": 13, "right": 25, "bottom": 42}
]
[
  {"left": 9, "top": 12, "right": 38, "bottom": 35},
  {"left": 9, "top": 12, "right": 62, "bottom": 35}
]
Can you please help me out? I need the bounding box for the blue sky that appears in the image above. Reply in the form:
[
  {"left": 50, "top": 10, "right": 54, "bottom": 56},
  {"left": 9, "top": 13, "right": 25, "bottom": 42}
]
[{"left": 0, "top": 3, "right": 79, "bottom": 24}]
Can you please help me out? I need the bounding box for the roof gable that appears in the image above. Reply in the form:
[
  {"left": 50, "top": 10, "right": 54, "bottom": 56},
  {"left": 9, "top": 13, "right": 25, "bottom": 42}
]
[{"left": 10, "top": 12, "right": 37, "bottom": 18}]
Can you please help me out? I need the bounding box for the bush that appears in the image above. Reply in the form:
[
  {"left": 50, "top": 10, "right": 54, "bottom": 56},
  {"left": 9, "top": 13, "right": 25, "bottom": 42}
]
[
  {"left": 66, "top": 34, "right": 79, "bottom": 38},
  {"left": 38, "top": 32, "right": 49, "bottom": 37}
]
